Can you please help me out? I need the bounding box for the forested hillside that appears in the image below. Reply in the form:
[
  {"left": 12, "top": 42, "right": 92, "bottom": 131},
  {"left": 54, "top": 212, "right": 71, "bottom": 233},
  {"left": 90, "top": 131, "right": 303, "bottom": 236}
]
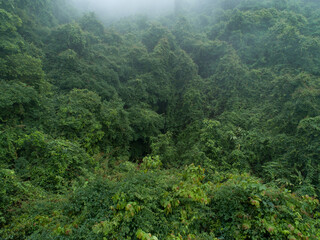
[{"left": 1, "top": 0, "right": 320, "bottom": 239}]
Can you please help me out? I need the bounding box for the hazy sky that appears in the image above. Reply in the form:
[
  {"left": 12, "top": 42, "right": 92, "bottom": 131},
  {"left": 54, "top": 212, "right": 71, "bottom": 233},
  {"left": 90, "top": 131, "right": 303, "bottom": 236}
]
[{"left": 71, "top": 0, "right": 176, "bottom": 18}]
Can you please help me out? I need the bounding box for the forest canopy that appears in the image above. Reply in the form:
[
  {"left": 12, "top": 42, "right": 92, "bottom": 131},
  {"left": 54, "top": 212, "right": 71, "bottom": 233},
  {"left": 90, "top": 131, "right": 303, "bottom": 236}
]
[{"left": 1, "top": 0, "right": 320, "bottom": 239}]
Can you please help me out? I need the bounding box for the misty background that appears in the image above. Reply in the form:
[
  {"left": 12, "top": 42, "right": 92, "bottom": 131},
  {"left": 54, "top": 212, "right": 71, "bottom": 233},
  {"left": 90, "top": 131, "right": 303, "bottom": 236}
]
[{"left": 71, "top": 0, "right": 176, "bottom": 19}]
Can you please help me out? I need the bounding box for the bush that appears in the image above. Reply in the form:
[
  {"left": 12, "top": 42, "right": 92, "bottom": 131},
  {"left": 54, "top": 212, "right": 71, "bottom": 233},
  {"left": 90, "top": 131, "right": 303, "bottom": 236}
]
[
  {"left": 16, "top": 131, "right": 94, "bottom": 191},
  {"left": 207, "top": 174, "right": 320, "bottom": 239},
  {"left": 0, "top": 169, "right": 35, "bottom": 229}
]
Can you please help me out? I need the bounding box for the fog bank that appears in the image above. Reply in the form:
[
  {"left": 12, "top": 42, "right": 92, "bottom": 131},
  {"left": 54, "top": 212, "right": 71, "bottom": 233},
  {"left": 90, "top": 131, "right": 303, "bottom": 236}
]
[{"left": 71, "top": 0, "right": 176, "bottom": 19}]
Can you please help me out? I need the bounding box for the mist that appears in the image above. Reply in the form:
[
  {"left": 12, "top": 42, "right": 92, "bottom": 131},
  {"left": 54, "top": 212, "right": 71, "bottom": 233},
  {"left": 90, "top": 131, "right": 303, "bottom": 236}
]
[{"left": 71, "top": 0, "right": 176, "bottom": 19}]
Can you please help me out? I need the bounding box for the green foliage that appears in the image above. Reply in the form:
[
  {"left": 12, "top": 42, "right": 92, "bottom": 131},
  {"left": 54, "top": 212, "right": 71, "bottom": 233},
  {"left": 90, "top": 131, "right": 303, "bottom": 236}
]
[
  {"left": 128, "top": 104, "right": 164, "bottom": 158},
  {"left": 0, "top": 9, "right": 22, "bottom": 55},
  {"left": 0, "top": 9, "right": 22, "bottom": 33},
  {"left": 151, "top": 132, "right": 178, "bottom": 167},
  {"left": 0, "top": 169, "right": 33, "bottom": 228},
  {"left": 55, "top": 89, "right": 104, "bottom": 154},
  {"left": 2, "top": 0, "right": 320, "bottom": 239},
  {"left": 50, "top": 23, "right": 87, "bottom": 54},
  {"left": 100, "top": 99, "right": 133, "bottom": 157},
  {"left": 0, "top": 127, "right": 21, "bottom": 168},
  {"left": 0, "top": 54, "right": 45, "bottom": 87},
  {"left": 4, "top": 165, "right": 320, "bottom": 239},
  {"left": 136, "top": 229, "right": 158, "bottom": 240},
  {"left": 208, "top": 174, "right": 320, "bottom": 239},
  {"left": 140, "top": 155, "right": 162, "bottom": 171},
  {"left": 142, "top": 24, "right": 174, "bottom": 52},
  {"left": 79, "top": 13, "right": 105, "bottom": 38},
  {"left": 16, "top": 131, "right": 94, "bottom": 191},
  {"left": 0, "top": 81, "right": 39, "bottom": 123}
]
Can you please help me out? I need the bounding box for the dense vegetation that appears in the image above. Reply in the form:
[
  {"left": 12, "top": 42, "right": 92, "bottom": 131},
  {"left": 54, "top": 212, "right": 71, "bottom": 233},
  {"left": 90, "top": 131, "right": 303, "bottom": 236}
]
[{"left": 1, "top": 0, "right": 320, "bottom": 239}]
